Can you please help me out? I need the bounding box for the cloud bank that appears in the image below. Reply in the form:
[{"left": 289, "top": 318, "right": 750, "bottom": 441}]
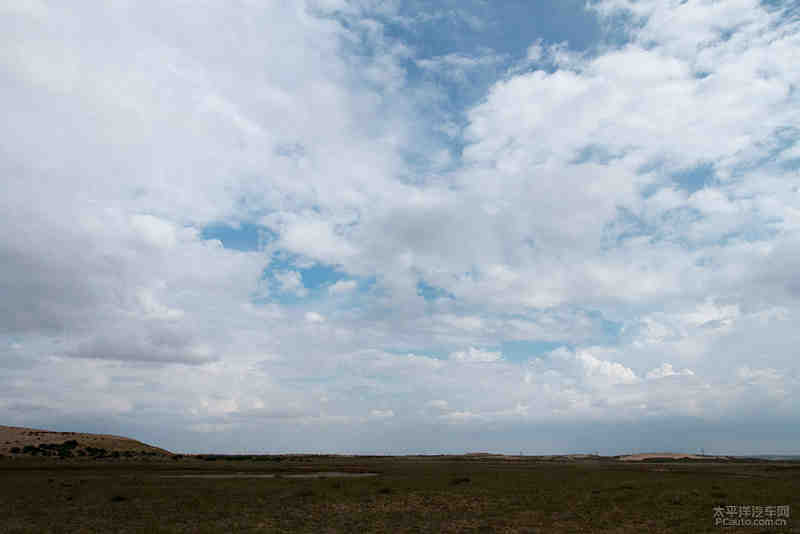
[{"left": 1, "top": 0, "right": 798, "bottom": 454}]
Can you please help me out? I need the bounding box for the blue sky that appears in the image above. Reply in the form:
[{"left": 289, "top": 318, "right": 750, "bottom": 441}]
[{"left": 1, "top": 0, "right": 799, "bottom": 454}]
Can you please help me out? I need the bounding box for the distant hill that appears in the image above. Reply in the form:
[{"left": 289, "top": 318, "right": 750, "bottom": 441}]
[
  {"left": 0, "top": 425, "right": 171, "bottom": 459},
  {"left": 617, "top": 453, "right": 728, "bottom": 462}
]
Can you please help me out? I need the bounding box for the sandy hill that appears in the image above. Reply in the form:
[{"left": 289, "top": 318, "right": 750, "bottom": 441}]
[
  {"left": 0, "top": 425, "right": 171, "bottom": 459},
  {"left": 617, "top": 452, "right": 729, "bottom": 461}
]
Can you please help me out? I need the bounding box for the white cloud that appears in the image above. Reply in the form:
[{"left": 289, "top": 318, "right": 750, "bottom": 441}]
[
  {"left": 427, "top": 399, "right": 448, "bottom": 410},
  {"left": 526, "top": 40, "right": 544, "bottom": 62},
  {"left": 135, "top": 288, "right": 184, "bottom": 320},
  {"left": 278, "top": 218, "right": 359, "bottom": 265},
  {"left": 450, "top": 347, "right": 502, "bottom": 362},
  {"left": 780, "top": 143, "right": 800, "bottom": 161},
  {"left": 646, "top": 363, "right": 695, "bottom": 380},
  {"left": 1, "top": 0, "right": 799, "bottom": 454},
  {"left": 304, "top": 311, "right": 326, "bottom": 323},
  {"left": 438, "top": 315, "right": 484, "bottom": 332},
  {"left": 416, "top": 51, "right": 504, "bottom": 82},
  {"left": 737, "top": 366, "right": 782, "bottom": 383},
  {"left": 274, "top": 271, "right": 308, "bottom": 297},
  {"left": 544, "top": 348, "right": 640, "bottom": 387},
  {"left": 329, "top": 279, "right": 358, "bottom": 295}
]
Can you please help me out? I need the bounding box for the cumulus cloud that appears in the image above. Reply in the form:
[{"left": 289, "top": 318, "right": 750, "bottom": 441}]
[
  {"left": 1, "top": 0, "right": 799, "bottom": 453},
  {"left": 130, "top": 215, "right": 178, "bottom": 250},
  {"left": 532, "top": 348, "right": 639, "bottom": 388},
  {"left": 646, "top": 363, "right": 695, "bottom": 380},
  {"left": 135, "top": 288, "right": 185, "bottom": 321},
  {"left": 66, "top": 323, "right": 216, "bottom": 365}
]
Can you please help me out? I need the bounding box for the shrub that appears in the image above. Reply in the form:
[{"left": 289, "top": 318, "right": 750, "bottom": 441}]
[{"left": 85, "top": 447, "right": 107, "bottom": 457}]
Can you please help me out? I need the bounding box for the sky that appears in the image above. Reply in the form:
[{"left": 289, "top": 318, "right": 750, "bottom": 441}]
[{"left": 1, "top": 0, "right": 799, "bottom": 455}]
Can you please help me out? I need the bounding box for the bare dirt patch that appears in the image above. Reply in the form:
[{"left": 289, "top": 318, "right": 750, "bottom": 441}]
[
  {"left": 162, "top": 472, "right": 378, "bottom": 479},
  {"left": 617, "top": 453, "right": 722, "bottom": 461}
]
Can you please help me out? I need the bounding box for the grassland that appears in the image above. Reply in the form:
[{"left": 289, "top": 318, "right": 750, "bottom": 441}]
[{"left": 0, "top": 453, "right": 798, "bottom": 533}]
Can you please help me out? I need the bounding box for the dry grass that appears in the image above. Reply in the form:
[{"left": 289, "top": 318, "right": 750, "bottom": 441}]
[{"left": 0, "top": 454, "right": 797, "bottom": 533}]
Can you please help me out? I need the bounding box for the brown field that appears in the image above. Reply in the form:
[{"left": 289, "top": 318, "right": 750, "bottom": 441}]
[{"left": 0, "top": 427, "right": 798, "bottom": 533}]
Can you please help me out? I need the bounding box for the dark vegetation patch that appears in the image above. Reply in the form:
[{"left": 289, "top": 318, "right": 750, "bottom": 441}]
[
  {"left": 293, "top": 488, "right": 315, "bottom": 498},
  {"left": 13, "top": 440, "right": 80, "bottom": 458},
  {"left": 7, "top": 440, "right": 162, "bottom": 460}
]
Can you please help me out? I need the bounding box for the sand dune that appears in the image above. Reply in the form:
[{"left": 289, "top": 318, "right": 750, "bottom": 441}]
[{"left": 617, "top": 453, "right": 726, "bottom": 461}]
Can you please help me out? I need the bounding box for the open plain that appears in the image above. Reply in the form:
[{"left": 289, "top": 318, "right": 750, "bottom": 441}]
[{"left": 1, "top": 449, "right": 798, "bottom": 533}]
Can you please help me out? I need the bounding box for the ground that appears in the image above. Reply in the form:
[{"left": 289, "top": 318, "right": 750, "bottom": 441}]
[{"left": 0, "top": 453, "right": 797, "bottom": 533}]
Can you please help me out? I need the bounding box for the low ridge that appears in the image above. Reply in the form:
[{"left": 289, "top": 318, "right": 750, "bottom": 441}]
[{"left": 0, "top": 425, "right": 171, "bottom": 459}]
